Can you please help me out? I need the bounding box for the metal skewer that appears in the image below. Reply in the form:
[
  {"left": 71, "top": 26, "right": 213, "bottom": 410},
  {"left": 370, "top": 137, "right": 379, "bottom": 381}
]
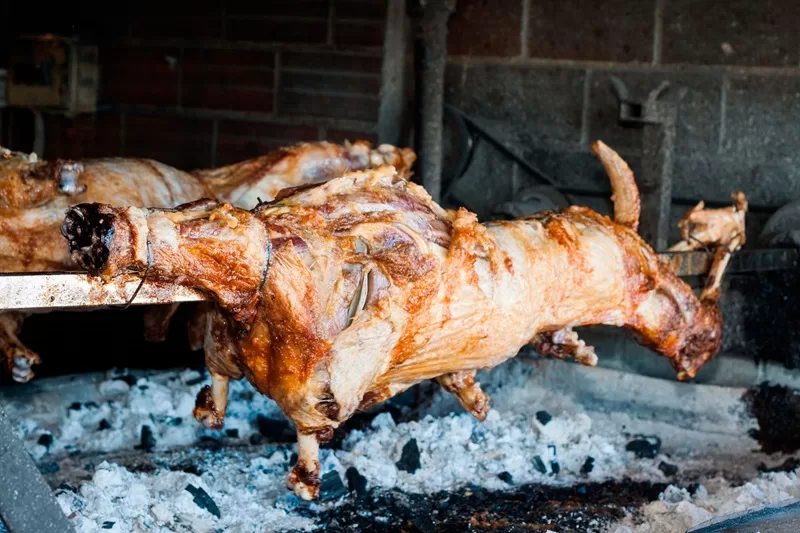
[{"left": 0, "top": 249, "right": 793, "bottom": 312}]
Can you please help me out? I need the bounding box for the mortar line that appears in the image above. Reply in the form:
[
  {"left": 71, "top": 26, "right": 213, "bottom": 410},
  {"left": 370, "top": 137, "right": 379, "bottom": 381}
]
[
  {"left": 210, "top": 119, "right": 218, "bottom": 167},
  {"left": 327, "top": 0, "right": 336, "bottom": 46},
  {"left": 652, "top": 0, "right": 665, "bottom": 65},
  {"left": 176, "top": 46, "right": 184, "bottom": 109},
  {"left": 119, "top": 112, "right": 127, "bottom": 156},
  {"left": 579, "top": 69, "right": 593, "bottom": 147},
  {"left": 718, "top": 74, "right": 728, "bottom": 154},
  {"left": 273, "top": 51, "right": 281, "bottom": 116},
  {"left": 520, "top": 0, "right": 531, "bottom": 58}
]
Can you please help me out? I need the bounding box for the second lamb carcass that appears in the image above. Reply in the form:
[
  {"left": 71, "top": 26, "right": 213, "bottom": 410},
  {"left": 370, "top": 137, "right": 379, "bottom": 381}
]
[
  {"left": 62, "top": 141, "right": 743, "bottom": 500},
  {"left": 0, "top": 140, "right": 415, "bottom": 381}
]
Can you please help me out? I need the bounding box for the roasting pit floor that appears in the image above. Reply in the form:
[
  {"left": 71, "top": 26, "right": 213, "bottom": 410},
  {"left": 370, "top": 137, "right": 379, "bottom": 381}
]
[{"left": 2, "top": 356, "right": 800, "bottom": 533}]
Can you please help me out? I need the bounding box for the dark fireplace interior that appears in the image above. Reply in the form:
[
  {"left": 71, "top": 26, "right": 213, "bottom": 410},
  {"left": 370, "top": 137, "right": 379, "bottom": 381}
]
[{"left": 2, "top": 2, "right": 800, "bottom": 532}]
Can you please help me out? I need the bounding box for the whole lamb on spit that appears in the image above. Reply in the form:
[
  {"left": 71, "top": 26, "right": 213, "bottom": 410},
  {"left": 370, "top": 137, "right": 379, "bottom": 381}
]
[
  {"left": 61, "top": 141, "right": 744, "bottom": 500},
  {"left": 0, "top": 141, "right": 415, "bottom": 382}
]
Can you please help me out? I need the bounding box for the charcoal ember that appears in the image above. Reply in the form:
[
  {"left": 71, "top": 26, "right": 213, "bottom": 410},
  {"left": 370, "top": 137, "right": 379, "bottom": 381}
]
[
  {"left": 84, "top": 402, "right": 99, "bottom": 409},
  {"left": 102, "top": 521, "right": 115, "bottom": 530},
  {"left": 185, "top": 375, "right": 205, "bottom": 386},
  {"left": 346, "top": 466, "right": 368, "bottom": 498},
  {"left": 165, "top": 416, "right": 183, "bottom": 427},
  {"left": 498, "top": 471, "right": 513, "bottom": 484},
  {"left": 658, "top": 461, "right": 678, "bottom": 476},
  {"left": 116, "top": 375, "right": 137, "bottom": 387},
  {"left": 39, "top": 462, "right": 59, "bottom": 474},
  {"left": 536, "top": 410, "right": 552, "bottom": 425},
  {"left": 320, "top": 471, "right": 348, "bottom": 501},
  {"left": 289, "top": 452, "right": 299, "bottom": 465},
  {"left": 37, "top": 433, "right": 53, "bottom": 448},
  {"left": 550, "top": 461, "right": 560, "bottom": 474},
  {"left": 225, "top": 428, "right": 239, "bottom": 438},
  {"left": 532, "top": 456, "right": 547, "bottom": 474},
  {"left": 580, "top": 456, "right": 595, "bottom": 474},
  {"left": 98, "top": 419, "right": 111, "bottom": 431},
  {"left": 249, "top": 434, "right": 262, "bottom": 445},
  {"left": 626, "top": 435, "right": 662, "bottom": 459},
  {"left": 68, "top": 402, "right": 82, "bottom": 411},
  {"left": 185, "top": 484, "right": 221, "bottom": 518},
  {"left": 135, "top": 425, "right": 156, "bottom": 452},
  {"left": 396, "top": 438, "right": 421, "bottom": 473},
  {"left": 256, "top": 414, "right": 294, "bottom": 442}
]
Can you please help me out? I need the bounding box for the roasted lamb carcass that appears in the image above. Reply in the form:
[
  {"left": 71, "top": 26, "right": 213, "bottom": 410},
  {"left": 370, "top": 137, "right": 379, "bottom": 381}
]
[
  {"left": 62, "top": 141, "right": 743, "bottom": 500},
  {"left": 0, "top": 140, "right": 415, "bottom": 381},
  {"left": 0, "top": 146, "right": 211, "bottom": 381}
]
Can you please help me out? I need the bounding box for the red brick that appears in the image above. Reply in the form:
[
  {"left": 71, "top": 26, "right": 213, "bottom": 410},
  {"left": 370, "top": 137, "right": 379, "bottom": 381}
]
[
  {"left": 101, "top": 46, "right": 180, "bottom": 106},
  {"left": 182, "top": 68, "right": 274, "bottom": 88},
  {"left": 124, "top": 115, "right": 213, "bottom": 170},
  {"left": 334, "top": 21, "right": 384, "bottom": 47},
  {"left": 282, "top": 51, "right": 382, "bottom": 73},
  {"left": 663, "top": 0, "right": 800, "bottom": 66},
  {"left": 448, "top": 0, "right": 522, "bottom": 57},
  {"left": 325, "top": 128, "right": 378, "bottom": 144},
  {"left": 278, "top": 91, "right": 378, "bottom": 121},
  {"left": 130, "top": 15, "right": 223, "bottom": 39},
  {"left": 133, "top": 0, "right": 221, "bottom": 16},
  {"left": 527, "top": 0, "right": 654, "bottom": 63},
  {"left": 182, "top": 86, "right": 274, "bottom": 112},
  {"left": 226, "top": 17, "right": 328, "bottom": 43},
  {"left": 183, "top": 48, "right": 274, "bottom": 68},
  {"left": 217, "top": 120, "right": 318, "bottom": 141},
  {"left": 280, "top": 71, "right": 381, "bottom": 95},
  {"left": 215, "top": 138, "right": 291, "bottom": 165},
  {"left": 336, "top": 1, "right": 387, "bottom": 21},
  {"left": 227, "top": 0, "right": 329, "bottom": 17}
]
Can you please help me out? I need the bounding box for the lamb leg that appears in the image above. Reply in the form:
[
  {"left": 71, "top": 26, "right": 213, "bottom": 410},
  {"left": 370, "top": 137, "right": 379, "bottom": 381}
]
[
  {"left": 436, "top": 370, "right": 491, "bottom": 421},
  {"left": 193, "top": 372, "right": 230, "bottom": 430},
  {"left": 287, "top": 432, "right": 321, "bottom": 500}
]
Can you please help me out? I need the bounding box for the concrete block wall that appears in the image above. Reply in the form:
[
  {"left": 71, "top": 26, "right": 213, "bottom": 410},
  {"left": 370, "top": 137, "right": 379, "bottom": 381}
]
[
  {"left": 0, "top": 0, "right": 386, "bottom": 169},
  {"left": 443, "top": 0, "right": 800, "bottom": 240}
]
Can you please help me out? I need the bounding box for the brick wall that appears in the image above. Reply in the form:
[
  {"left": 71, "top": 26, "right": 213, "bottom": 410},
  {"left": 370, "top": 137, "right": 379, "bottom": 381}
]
[
  {"left": 443, "top": 0, "right": 800, "bottom": 241},
  {"left": 0, "top": 0, "right": 386, "bottom": 170}
]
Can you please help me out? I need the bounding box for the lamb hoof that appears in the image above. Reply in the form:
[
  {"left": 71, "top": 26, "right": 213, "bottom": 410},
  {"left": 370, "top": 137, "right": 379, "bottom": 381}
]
[
  {"left": 192, "top": 385, "right": 224, "bottom": 429},
  {"left": 10, "top": 349, "right": 39, "bottom": 383},
  {"left": 287, "top": 460, "right": 320, "bottom": 500}
]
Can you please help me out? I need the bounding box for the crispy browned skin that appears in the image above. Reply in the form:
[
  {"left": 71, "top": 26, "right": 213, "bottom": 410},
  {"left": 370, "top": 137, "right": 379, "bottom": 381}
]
[
  {"left": 0, "top": 141, "right": 415, "bottom": 381},
  {"left": 62, "top": 143, "right": 742, "bottom": 501},
  {"left": 668, "top": 191, "right": 748, "bottom": 252}
]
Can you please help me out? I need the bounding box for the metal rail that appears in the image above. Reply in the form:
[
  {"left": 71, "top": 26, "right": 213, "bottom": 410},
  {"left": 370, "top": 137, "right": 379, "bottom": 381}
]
[{"left": 0, "top": 248, "right": 794, "bottom": 313}]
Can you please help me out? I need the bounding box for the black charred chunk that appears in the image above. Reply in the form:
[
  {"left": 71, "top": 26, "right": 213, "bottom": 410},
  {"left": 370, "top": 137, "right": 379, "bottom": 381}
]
[
  {"left": 346, "top": 466, "right": 368, "bottom": 498},
  {"left": 61, "top": 203, "right": 115, "bottom": 275},
  {"left": 658, "top": 461, "right": 678, "bottom": 476},
  {"left": 532, "top": 456, "right": 547, "bottom": 474},
  {"left": 744, "top": 383, "right": 800, "bottom": 454},
  {"left": 626, "top": 435, "right": 661, "bottom": 459},
  {"left": 581, "top": 456, "right": 595, "bottom": 475},
  {"left": 101, "top": 521, "right": 115, "bottom": 530},
  {"left": 185, "top": 484, "right": 220, "bottom": 518},
  {"left": 98, "top": 419, "right": 112, "bottom": 431},
  {"left": 320, "top": 471, "right": 348, "bottom": 502},
  {"left": 396, "top": 438, "right": 421, "bottom": 474},
  {"left": 536, "top": 411, "right": 552, "bottom": 425},
  {"left": 135, "top": 425, "right": 156, "bottom": 452},
  {"left": 225, "top": 429, "right": 239, "bottom": 438},
  {"left": 256, "top": 415, "right": 294, "bottom": 443},
  {"left": 37, "top": 433, "right": 54, "bottom": 448},
  {"left": 498, "top": 471, "right": 513, "bottom": 484}
]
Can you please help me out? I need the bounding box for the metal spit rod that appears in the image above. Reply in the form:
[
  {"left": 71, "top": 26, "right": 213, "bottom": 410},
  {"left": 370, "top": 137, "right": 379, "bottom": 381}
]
[{"left": 0, "top": 248, "right": 795, "bottom": 312}]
